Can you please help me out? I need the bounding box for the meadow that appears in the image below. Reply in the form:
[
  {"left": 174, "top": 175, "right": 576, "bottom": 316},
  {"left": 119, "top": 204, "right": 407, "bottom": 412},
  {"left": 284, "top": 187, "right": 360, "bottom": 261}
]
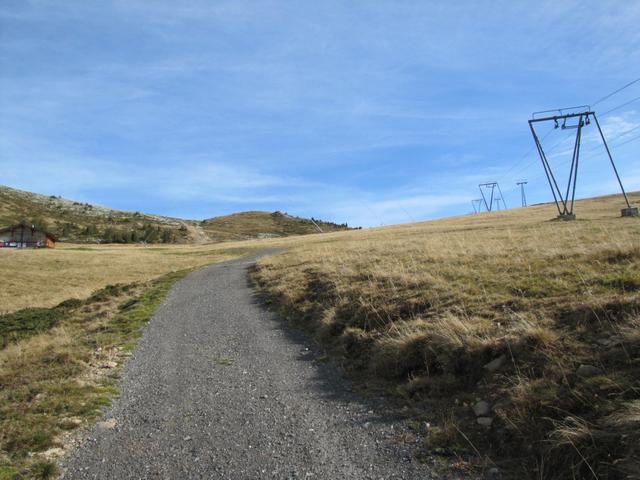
[
  {"left": 252, "top": 192, "right": 640, "bottom": 479},
  {"left": 0, "top": 243, "right": 259, "bottom": 313},
  {"left": 1, "top": 192, "right": 639, "bottom": 479}
]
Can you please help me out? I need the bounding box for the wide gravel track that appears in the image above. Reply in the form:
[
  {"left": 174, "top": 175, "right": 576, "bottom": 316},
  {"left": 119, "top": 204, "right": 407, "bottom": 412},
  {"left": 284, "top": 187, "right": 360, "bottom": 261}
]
[{"left": 62, "top": 253, "right": 434, "bottom": 479}]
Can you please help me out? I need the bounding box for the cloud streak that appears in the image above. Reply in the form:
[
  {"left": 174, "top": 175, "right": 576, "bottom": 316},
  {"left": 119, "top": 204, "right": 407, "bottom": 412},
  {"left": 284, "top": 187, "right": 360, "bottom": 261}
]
[{"left": 1, "top": 0, "right": 639, "bottom": 225}]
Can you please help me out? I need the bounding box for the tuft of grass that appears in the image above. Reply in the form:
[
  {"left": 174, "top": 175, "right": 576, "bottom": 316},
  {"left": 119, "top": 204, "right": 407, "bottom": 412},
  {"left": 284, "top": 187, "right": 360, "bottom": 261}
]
[
  {"left": 0, "top": 466, "right": 19, "bottom": 480},
  {"left": 600, "top": 270, "right": 640, "bottom": 291},
  {"left": 215, "top": 357, "right": 234, "bottom": 366},
  {"left": 27, "top": 462, "right": 56, "bottom": 480}
]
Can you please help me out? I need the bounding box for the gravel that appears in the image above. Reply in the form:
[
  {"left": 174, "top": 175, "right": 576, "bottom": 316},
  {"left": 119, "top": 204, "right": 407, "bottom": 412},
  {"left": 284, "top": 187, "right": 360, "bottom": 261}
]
[{"left": 62, "top": 253, "right": 435, "bottom": 479}]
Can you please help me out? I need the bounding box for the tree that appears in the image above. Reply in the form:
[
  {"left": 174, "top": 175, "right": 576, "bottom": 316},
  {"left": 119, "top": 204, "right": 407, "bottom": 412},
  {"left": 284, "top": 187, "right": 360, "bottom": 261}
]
[
  {"left": 84, "top": 224, "right": 98, "bottom": 236},
  {"left": 61, "top": 222, "right": 76, "bottom": 237},
  {"left": 161, "top": 228, "right": 174, "bottom": 243},
  {"left": 102, "top": 227, "right": 116, "bottom": 243},
  {"left": 143, "top": 226, "right": 158, "bottom": 243}
]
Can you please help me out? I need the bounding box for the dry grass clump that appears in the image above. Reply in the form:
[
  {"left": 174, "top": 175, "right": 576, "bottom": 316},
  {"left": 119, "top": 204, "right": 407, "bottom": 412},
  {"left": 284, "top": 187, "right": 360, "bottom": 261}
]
[{"left": 252, "top": 192, "right": 640, "bottom": 479}]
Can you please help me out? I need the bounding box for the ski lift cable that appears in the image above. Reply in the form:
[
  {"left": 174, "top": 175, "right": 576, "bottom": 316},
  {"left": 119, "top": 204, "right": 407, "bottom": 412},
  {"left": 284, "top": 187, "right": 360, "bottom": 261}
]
[
  {"left": 500, "top": 125, "right": 640, "bottom": 193},
  {"left": 504, "top": 79, "right": 640, "bottom": 186},
  {"left": 521, "top": 132, "right": 640, "bottom": 185},
  {"left": 599, "top": 95, "right": 640, "bottom": 117},
  {"left": 592, "top": 77, "right": 640, "bottom": 107},
  {"left": 482, "top": 76, "right": 640, "bottom": 196}
]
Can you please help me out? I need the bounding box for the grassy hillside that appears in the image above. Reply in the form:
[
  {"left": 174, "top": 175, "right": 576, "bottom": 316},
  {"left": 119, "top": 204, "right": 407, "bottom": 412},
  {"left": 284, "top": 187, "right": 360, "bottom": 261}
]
[
  {"left": 200, "top": 210, "right": 352, "bottom": 242},
  {"left": 252, "top": 192, "right": 640, "bottom": 479},
  {"left": 0, "top": 185, "right": 352, "bottom": 245},
  {"left": 0, "top": 186, "right": 190, "bottom": 244}
]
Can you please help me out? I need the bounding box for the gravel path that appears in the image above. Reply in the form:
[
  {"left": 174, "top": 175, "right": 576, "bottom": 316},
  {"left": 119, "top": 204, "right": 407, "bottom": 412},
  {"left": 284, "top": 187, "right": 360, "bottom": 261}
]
[{"left": 62, "top": 253, "right": 434, "bottom": 479}]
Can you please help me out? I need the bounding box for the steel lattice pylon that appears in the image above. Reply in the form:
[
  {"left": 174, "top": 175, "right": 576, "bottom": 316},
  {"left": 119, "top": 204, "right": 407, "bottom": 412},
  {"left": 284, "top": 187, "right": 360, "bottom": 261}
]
[
  {"left": 528, "top": 106, "right": 637, "bottom": 219},
  {"left": 471, "top": 198, "right": 484, "bottom": 214},
  {"left": 478, "top": 182, "right": 507, "bottom": 212},
  {"left": 517, "top": 181, "right": 527, "bottom": 207}
]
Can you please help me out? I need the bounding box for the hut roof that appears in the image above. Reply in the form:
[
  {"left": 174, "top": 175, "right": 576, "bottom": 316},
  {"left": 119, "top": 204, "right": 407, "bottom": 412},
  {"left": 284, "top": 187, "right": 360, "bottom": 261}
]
[{"left": 0, "top": 223, "right": 58, "bottom": 241}]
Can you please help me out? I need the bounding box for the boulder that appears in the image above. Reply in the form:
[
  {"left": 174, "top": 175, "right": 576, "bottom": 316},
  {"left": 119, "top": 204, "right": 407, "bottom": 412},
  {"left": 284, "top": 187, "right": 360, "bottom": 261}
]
[
  {"left": 96, "top": 418, "right": 117, "bottom": 430},
  {"left": 486, "top": 467, "right": 501, "bottom": 479},
  {"left": 576, "top": 364, "right": 602, "bottom": 378},
  {"left": 473, "top": 400, "right": 491, "bottom": 416},
  {"left": 477, "top": 417, "right": 494, "bottom": 427},
  {"left": 484, "top": 354, "right": 506, "bottom": 372}
]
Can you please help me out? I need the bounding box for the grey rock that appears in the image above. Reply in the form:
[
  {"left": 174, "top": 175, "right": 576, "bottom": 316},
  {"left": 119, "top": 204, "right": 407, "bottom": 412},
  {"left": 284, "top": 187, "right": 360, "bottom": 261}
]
[
  {"left": 485, "top": 466, "right": 501, "bottom": 479},
  {"left": 96, "top": 418, "right": 117, "bottom": 430},
  {"left": 576, "top": 364, "right": 603, "bottom": 378},
  {"left": 473, "top": 400, "right": 491, "bottom": 416},
  {"left": 598, "top": 336, "right": 623, "bottom": 348},
  {"left": 477, "top": 417, "right": 494, "bottom": 427},
  {"left": 484, "top": 354, "right": 506, "bottom": 372}
]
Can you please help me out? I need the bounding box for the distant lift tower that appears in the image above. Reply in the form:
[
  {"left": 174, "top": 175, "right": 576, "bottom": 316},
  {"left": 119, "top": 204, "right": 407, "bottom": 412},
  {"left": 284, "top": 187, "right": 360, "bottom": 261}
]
[
  {"left": 528, "top": 106, "right": 638, "bottom": 219},
  {"left": 478, "top": 182, "right": 507, "bottom": 212},
  {"left": 517, "top": 181, "right": 528, "bottom": 207},
  {"left": 471, "top": 198, "right": 484, "bottom": 214}
]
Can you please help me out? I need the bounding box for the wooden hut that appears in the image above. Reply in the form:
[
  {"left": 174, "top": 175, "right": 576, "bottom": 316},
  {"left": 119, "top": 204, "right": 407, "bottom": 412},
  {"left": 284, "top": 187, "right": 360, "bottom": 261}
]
[{"left": 0, "top": 224, "right": 57, "bottom": 248}]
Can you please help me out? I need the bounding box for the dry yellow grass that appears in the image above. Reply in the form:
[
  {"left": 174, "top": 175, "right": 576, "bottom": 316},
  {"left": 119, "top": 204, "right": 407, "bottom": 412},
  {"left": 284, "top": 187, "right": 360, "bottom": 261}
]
[
  {"left": 253, "top": 192, "right": 640, "bottom": 479},
  {"left": 0, "top": 242, "right": 265, "bottom": 313}
]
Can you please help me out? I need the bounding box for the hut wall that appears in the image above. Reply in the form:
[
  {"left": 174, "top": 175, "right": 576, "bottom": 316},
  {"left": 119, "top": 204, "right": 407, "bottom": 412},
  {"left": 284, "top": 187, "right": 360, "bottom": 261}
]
[{"left": 0, "top": 226, "right": 50, "bottom": 248}]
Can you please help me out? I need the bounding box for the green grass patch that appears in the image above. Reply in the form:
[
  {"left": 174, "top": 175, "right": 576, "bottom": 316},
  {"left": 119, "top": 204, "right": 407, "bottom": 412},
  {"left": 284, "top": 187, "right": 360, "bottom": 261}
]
[
  {"left": 215, "top": 357, "right": 234, "bottom": 366},
  {"left": 599, "top": 270, "right": 640, "bottom": 292},
  {"left": 0, "top": 300, "right": 82, "bottom": 349}
]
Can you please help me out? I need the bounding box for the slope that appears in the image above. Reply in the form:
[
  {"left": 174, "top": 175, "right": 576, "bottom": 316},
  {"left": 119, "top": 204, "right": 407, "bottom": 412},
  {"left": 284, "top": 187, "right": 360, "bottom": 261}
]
[
  {"left": 199, "top": 210, "right": 351, "bottom": 242},
  {"left": 252, "top": 191, "right": 640, "bottom": 479},
  {"left": 0, "top": 185, "right": 351, "bottom": 244},
  {"left": 0, "top": 185, "right": 190, "bottom": 244}
]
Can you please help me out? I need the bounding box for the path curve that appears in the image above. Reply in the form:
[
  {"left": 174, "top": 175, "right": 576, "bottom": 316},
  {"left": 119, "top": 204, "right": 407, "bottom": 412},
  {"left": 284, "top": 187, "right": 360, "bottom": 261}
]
[{"left": 62, "top": 253, "right": 433, "bottom": 479}]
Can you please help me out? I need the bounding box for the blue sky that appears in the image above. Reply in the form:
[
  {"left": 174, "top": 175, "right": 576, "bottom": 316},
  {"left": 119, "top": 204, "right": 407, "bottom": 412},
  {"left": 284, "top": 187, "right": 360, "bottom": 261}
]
[{"left": 1, "top": 1, "right": 639, "bottom": 226}]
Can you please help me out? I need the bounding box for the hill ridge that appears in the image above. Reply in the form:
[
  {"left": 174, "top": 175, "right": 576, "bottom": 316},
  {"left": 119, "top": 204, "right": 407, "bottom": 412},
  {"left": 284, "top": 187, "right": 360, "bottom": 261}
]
[{"left": 0, "top": 185, "right": 351, "bottom": 244}]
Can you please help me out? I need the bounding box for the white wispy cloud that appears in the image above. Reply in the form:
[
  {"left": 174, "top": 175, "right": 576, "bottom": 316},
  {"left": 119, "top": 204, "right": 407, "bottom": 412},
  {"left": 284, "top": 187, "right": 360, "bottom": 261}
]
[{"left": 1, "top": 0, "right": 639, "bottom": 224}]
